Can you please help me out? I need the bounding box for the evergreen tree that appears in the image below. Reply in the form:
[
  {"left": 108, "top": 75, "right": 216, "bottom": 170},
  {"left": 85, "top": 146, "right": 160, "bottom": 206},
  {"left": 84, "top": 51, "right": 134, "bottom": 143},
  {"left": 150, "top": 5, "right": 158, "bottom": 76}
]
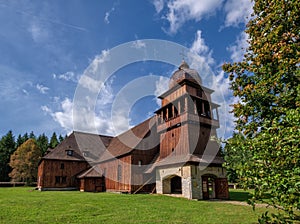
[
  {"left": 23, "top": 133, "right": 29, "bottom": 141},
  {"left": 58, "top": 134, "right": 64, "bottom": 143},
  {"left": 36, "top": 133, "right": 49, "bottom": 155},
  {"left": 9, "top": 139, "right": 42, "bottom": 183},
  {"left": 223, "top": 0, "right": 299, "bottom": 222},
  {"left": 0, "top": 131, "right": 16, "bottom": 181},
  {"left": 49, "top": 132, "right": 59, "bottom": 149},
  {"left": 16, "top": 134, "right": 24, "bottom": 149},
  {"left": 29, "top": 131, "right": 36, "bottom": 140},
  {"left": 22, "top": 133, "right": 29, "bottom": 144}
]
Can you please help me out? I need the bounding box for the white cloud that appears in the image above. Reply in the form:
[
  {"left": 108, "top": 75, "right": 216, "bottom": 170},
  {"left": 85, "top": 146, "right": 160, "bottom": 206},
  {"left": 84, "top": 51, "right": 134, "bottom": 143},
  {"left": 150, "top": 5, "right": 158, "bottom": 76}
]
[
  {"left": 87, "top": 50, "right": 110, "bottom": 75},
  {"left": 188, "top": 30, "right": 235, "bottom": 138},
  {"left": 187, "top": 30, "right": 215, "bottom": 83},
  {"left": 154, "top": 76, "right": 169, "bottom": 106},
  {"left": 78, "top": 76, "right": 105, "bottom": 94},
  {"left": 42, "top": 96, "right": 130, "bottom": 136},
  {"left": 191, "top": 30, "right": 209, "bottom": 54},
  {"left": 75, "top": 49, "right": 112, "bottom": 96},
  {"left": 190, "top": 30, "right": 214, "bottom": 66},
  {"left": 210, "top": 70, "right": 236, "bottom": 139},
  {"left": 41, "top": 98, "right": 74, "bottom": 134},
  {"left": 104, "top": 7, "right": 115, "bottom": 24},
  {"left": 224, "top": 0, "right": 253, "bottom": 27},
  {"left": 53, "top": 71, "right": 76, "bottom": 82},
  {"left": 36, "top": 84, "right": 49, "bottom": 94},
  {"left": 227, "top": 31, "right": 249, "bottom": 62},
  {"left": 97, "top": 76, "right": 115, "bottom": 106},
  {"left": 104, "top": 12, "right": 111, "bottom": 24},
  {"left": 132, "top": 40, "right": 146, "bottom": 49},
  {"left": 22, "top": 89, "right": 29, "bottom": 96},
  {"left": 28, "top": 21, "right": 49, "bottom": 43},
  {"left": 41, "top": 105, "right": 52, "bottom": 114},
  {"left": 163, "top": 0, "right": 223, "bottom": 34},
  {"left": 153, "top": 0, "right": 164, "bottom": 13}
]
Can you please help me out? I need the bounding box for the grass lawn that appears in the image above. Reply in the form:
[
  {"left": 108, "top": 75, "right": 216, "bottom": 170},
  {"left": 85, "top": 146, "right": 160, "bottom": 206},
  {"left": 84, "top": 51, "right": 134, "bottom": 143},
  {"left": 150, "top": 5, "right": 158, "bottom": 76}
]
[{"left": 0, "top": 187, "right": 274, "bottom": 224}]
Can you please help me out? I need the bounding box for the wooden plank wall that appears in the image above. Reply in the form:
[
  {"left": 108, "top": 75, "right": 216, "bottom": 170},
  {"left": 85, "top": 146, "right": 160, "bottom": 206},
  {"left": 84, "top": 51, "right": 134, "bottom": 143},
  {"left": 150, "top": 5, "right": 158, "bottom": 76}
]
[
  {"left": 159, "top": 124, "right": 189, "bottom": 159},
  {"left": 98, "top": 155, "right": 131, "bottom": 192},
  {"left": 80, "top": 178, "right": 104, "bottom": 192},
  {"left": 130, "top": 146, "right": 159, "bottom": 192},
  {"left": 38, "top": 160, "right": 89, "bottom": 188}
]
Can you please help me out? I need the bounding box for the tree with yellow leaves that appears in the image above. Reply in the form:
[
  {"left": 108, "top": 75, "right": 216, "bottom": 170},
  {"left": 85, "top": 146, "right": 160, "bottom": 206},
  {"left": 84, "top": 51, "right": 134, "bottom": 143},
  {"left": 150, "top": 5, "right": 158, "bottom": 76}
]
[{"left": 9, "top": 139, "right": 42, "bottom": 184}]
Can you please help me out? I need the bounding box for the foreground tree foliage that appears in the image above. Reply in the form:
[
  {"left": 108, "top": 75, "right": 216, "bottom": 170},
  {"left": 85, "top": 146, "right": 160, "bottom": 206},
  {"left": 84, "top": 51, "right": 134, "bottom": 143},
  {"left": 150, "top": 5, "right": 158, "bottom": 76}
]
[
  {"left": 223, "top": 0, "right": 299, "bottom": 223},
  {"left": 9, "top": 139, "right": 42, "bottom": 184}
]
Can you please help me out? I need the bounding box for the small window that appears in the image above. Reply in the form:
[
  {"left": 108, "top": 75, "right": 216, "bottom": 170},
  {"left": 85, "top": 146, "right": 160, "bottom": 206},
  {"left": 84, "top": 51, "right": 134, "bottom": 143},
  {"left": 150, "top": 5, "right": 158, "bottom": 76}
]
[
  {"left": 117, "top": 165, "right": 122, "bottom": 182},
  {"left": 197, "top": 89, "right": 202, "bottom": 97},
  {"left": 60, "top": 163, "right": 64, "bottom": 169},
  {"left": 138, "top": 160, "right": 142, "bottom": 167},
  {"left": 103, "top": 168, "right": 107, "bottom": 176},
  {"left": 83, "top": 151, "right": 89, "bottom": 157},
  {"left": 61, "top": 176, "right": 67, "bottom": 184},
  {"left": 66, "top": 150, "right": 73, "bottom": 156},
  {"left": 172, "top": 148, "right": 174, "bottom": 152},
  {"left": 55, "top": 176, "right": 60, "bottom": 184}
]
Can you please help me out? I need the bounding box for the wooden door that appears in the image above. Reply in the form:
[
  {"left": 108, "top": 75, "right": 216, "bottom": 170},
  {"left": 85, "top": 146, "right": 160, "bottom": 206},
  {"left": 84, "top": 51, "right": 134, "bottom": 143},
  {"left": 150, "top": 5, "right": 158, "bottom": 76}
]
[
  {"left": 215, "top": 178, "right": 229, "bottom": 199},
  {"left": 202, "top": 176, "right": 209, "bottom": 199}
]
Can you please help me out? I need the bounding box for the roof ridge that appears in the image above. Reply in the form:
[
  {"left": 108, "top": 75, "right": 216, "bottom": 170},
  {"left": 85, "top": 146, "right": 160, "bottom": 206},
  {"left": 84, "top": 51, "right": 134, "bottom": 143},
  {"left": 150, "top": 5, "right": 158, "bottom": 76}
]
[{"left": 73, "top": 130, "right": 113, "bottom": 138}]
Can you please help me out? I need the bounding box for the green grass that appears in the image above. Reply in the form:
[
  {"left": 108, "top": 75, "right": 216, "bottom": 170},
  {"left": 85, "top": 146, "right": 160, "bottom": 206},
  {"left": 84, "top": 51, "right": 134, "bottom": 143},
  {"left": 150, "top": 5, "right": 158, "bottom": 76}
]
[
  {"left": 229, "top": 189, "right": 253, "bottom": 202},
  {"left": 0, "top": 187, "right": 274, "bottom": 224}
]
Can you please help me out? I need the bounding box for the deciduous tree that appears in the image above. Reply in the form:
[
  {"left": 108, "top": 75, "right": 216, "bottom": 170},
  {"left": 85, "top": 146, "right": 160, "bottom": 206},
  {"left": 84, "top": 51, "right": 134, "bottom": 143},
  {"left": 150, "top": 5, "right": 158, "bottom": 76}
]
[
  {"left": 223, "top": 0, "right": 299, "bottom": 222},
  {"left": 9, "top": 139, "right": 42, "bottom": 183}
]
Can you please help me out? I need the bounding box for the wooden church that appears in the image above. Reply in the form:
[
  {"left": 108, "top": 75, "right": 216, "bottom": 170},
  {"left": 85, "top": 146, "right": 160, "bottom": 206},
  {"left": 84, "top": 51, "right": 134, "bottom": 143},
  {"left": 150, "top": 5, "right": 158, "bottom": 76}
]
[{"left": 37, "top": 61, "right": 229, "bottom": 200}]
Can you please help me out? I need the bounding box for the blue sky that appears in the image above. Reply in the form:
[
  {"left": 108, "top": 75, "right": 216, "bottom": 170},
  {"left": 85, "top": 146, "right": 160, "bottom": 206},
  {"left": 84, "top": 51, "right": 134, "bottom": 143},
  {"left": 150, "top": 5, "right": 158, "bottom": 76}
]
[{"left": 0, "top": 0, "right": 253, "bottom": 139}]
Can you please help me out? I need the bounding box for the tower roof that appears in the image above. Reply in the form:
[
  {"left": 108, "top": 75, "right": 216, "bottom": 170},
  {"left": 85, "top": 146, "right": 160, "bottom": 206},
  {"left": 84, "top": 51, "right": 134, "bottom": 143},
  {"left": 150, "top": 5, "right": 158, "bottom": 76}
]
[{"left": 169, "top": 60, "right": 202, "bottom": 89}]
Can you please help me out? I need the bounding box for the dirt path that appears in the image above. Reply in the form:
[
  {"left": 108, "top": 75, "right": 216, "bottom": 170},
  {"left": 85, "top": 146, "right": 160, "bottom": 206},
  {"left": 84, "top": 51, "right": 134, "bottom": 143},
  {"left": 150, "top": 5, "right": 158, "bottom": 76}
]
[{"left": 213, "top": 200, "right": 272, "bottom": 208}]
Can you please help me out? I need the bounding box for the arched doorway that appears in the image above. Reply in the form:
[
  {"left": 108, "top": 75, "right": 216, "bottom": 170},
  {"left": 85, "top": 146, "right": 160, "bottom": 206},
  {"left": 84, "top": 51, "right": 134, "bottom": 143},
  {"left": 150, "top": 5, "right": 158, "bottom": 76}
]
[
  {"left": 170, "top": 176, "right": 182, "bottom": 194},
  {"left": 162, "top": 175, "right": 182, "bottom": 194},
  {"left": 202, "top": 175, "right": 216, "bottom": 199}
]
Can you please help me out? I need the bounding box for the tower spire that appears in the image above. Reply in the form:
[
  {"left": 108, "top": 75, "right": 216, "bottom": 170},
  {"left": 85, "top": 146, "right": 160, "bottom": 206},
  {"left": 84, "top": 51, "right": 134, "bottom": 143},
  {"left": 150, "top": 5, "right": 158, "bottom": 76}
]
[{"left": 179, "top": 49, "right": 189, "bottom": 70}]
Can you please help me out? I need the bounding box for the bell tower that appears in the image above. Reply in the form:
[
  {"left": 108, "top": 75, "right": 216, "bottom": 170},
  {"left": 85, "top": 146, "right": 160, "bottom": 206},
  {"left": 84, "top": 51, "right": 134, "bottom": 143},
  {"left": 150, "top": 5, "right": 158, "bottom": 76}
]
[
  {"left": 155, "top": 61, "right": 220, "bottom": 159},
  {"left": 154, "top": 61, "right": 228, "bottom": 200}
]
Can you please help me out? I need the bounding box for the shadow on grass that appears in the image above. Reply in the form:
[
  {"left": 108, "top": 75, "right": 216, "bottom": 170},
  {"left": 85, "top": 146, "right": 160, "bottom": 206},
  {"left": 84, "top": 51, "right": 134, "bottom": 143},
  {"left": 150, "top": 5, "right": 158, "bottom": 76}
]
[{"left": 229, "top": 190, "right": 252, "bottom": 202}]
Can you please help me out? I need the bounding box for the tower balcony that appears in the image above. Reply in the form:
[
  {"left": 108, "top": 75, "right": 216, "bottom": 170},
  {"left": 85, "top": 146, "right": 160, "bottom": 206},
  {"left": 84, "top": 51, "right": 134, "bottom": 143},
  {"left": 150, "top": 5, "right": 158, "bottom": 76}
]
[{"left": 156, "top": 112, "right": 219, "bottom": 133}]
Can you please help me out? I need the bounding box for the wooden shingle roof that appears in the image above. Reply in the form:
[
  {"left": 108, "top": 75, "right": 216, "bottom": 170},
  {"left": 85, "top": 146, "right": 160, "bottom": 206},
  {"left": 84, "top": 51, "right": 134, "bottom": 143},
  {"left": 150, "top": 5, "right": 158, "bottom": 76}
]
[
  {"left": 42, "top": 131, "right": 113, "bottom": 162},
  {"left": 98, "top": 116, "right": 158, "bottom": 162},
  {"left": 42, "top": 116, "right": 157, "bottom": 164},
  {"left": 145, "top": 154, "right": 224, "bottom": 173},
  {"left": 77, "top": 166, "right": 103, "bottom": 178}
]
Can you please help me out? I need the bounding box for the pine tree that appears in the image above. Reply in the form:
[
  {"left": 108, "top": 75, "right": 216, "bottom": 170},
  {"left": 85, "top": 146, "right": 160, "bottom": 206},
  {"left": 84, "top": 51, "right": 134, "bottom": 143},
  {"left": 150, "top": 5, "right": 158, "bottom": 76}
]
[
  {"left": 36, "top": 134, "right": 49, "bottom": 155},
  {"left": 29, "top": 131, "right": 36, "bottom": 140},
  {"left": 0, "top": 131, "right": 16, "bottom": 181},
  {"left": 22, "top": 133, "right": 29, "bottom": 142},
  {"left": 49, "top": 132, "right": 59, "bottom": 149},
  {"left": 223, "top": 0, "right": 300, "bottom": 222},
  {"left": 58, "top": 134, "right": 64, "bottom": 143},
  {"left": 9, "top": 139, "right": 42, "bottom": 183},
  {"left": 16, "top": 134, "right": 24, "bottom": 148}
]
